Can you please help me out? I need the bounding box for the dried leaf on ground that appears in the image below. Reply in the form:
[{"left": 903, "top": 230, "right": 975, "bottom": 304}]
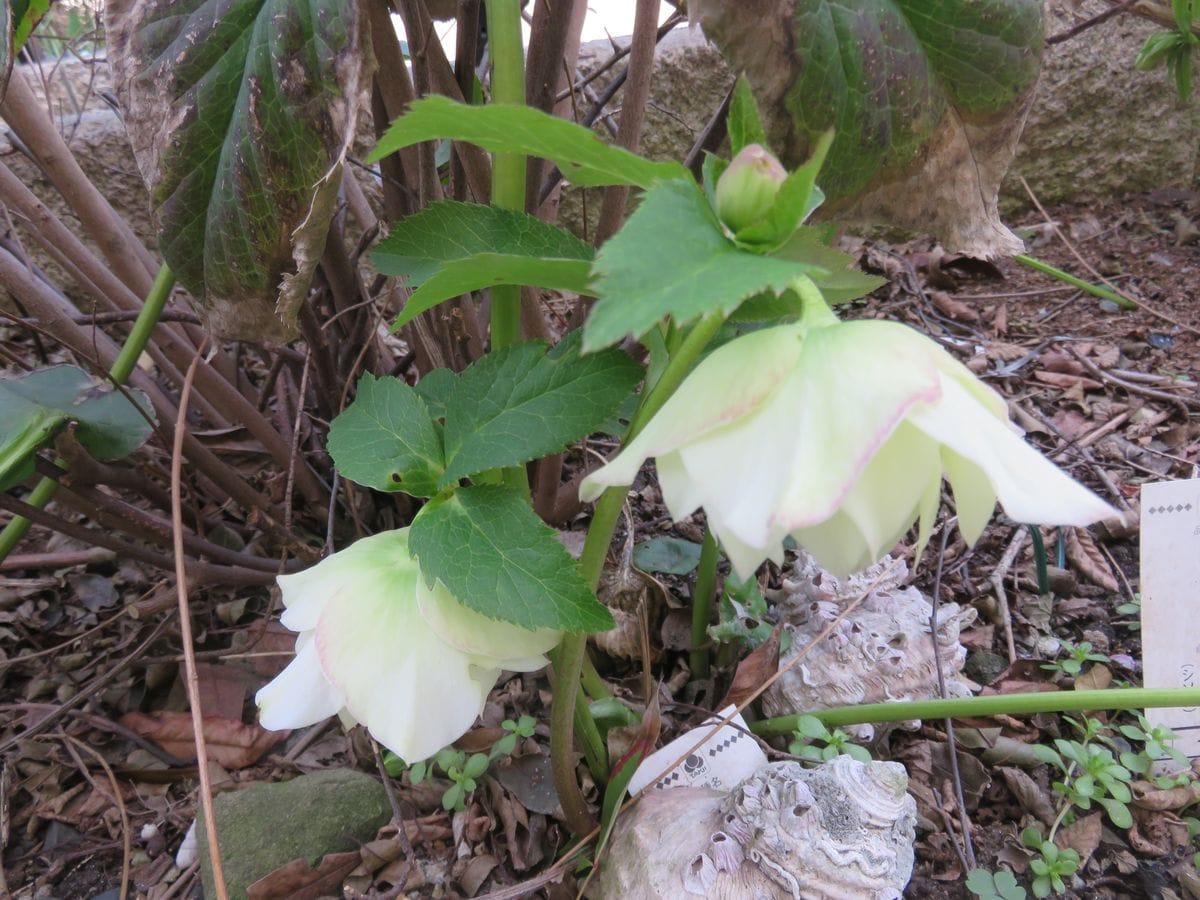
[
  {"left": 247, "top": 850, "right": 361, "bottom": 900},
  {"left": 998, "top": 766, "right": 1056, "bottom": 827},
  {"left": 1054, "top": 811, "right": 1102, "bottom": 863},
  {"left": 119, "top": 711, "right": 284, "bottom": 769},
  {"left": 719, "top": 623, "right": 781, "bottom": 709},
  {"left": 1065, "top": 528, "right": 1120, "bottom": 592}
]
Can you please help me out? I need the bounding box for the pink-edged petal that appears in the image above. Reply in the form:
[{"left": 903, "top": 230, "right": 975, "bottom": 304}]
[
  {"left": 255, "top": 633, "right": 344, "bottom": 731},
  {"left": 416, "top": 577, "right": 560, "bottom": 669},
  {"left": 833, "top": 422, "right": 940, "bottom": 563},
  {"left": 314, "top": 581, "right": 498, "bottom": 762},
  {"left": 909, "top": 377, "right": 1118, "bottom": 529},
  {"left": 580, "top": 325, "right": 804, "bottom": 501},
  {"left": 776, "top": 321, "right": 943, "bottom": 529}
]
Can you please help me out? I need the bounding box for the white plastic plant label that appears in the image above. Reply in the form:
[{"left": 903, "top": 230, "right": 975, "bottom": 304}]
[
  {"left": 1140, "top": 478, "right": 1200, "bottom": 767},
  {"left": 627, "top": 705, "right": 767, "bottom": 796}
]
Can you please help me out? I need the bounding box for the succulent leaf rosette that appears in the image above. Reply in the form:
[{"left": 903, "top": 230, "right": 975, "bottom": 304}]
[
  {"left": 255, "top": 528, "right": 560, "bottom": 762},
  {"left": 582, "top": 282, "right": 1117, "bottom": 579}
]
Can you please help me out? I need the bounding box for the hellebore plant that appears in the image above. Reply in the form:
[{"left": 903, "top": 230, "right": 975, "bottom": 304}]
[
  {"left": 256, "top": 529, "right": 560, "bottom": 763},
  {"left": 582, "top": 280, "right": 1118, "bottom": 579}
]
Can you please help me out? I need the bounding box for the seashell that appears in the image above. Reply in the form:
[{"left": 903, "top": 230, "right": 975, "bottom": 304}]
[
  {"left": 762, "top": 554, "right": 976, "bottom": 738},
  {"left": 591, "top": 757, "right": 917, "bottom": 899}
]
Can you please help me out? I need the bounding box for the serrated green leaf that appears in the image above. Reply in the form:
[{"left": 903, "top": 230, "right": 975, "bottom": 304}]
[
  {"left": 410, "top": 485, "right": 613, "bottom": 632},
  {"left": 392, "top": 255, "right": 595, "bottom": 332},
  {"left": 369, "top": 95, "right": 687, "bottom": 189},
  {"left": 373, "top": 201, "right": 594, "bottom": 285},
  {"left": 728, "top": 74, "right": 768, "bottom": 155},
  {"left": 584, "top": 178, "right": 824, "bottom": 350},
  {"left": 327, "top": 373, "right": 444, "bottom": 497},
  {"left": 0, "top": 367, "right": 154, "bottom": 489},
  {"left": 106, "top": 0, "right": 368, "bottom": 339},
  {"left": 440, "top": 332, "right": 641, "bottom": 486}
]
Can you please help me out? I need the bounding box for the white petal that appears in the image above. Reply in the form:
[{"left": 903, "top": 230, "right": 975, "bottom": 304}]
[
  {"left": 314, "top": 579, "right": 498, "bottom": 762},
  {"left": 791, "top": 509, "right": 876, "bottom": 578},
  {"left": 581, "top": 325, "right": 804, "bottom": 500},
  {"left": 416, "top": 577, "right": 560, "bottom": 669},
  {"left": 277, "top": 530, "right": 411, "bottom": 632},
  {"left": 256, "top": 634, "right": 344, "bottom": 731},
  {"left": 834, "top": 422, "right": 940, "bottom": 562},
  {"left": 656, "top": 451, "right": 708, "bottom": 520},
  {"left": 909, "top": 378, "right": 1118, "bottom": 528},
  {"left": 776, "top": 322, "right": 944, "bottom": 529},
  {"left": 715, "top": 519, "right": 789, "bottom": 582},
  {"left": 941, "top": 449, "right": 997, "bottom": 546}
]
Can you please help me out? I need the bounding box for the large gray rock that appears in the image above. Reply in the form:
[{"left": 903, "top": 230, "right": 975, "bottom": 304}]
[
  {"left": 196, "top": 768, "right": 391, "bottom": 899},
  {"left": 565, "top": 5, "right": 1199, "bottom": 233},
  {"left": 1001, "top": 0, "right": 1200, "bottom": 209}
]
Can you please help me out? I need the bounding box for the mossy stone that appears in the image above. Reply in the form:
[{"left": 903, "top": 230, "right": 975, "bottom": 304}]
[{"left": 196, "top": 768, "right": 391, "bottom": 898}]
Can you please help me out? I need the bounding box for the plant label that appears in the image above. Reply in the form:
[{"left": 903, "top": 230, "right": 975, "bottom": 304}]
[
  {"left": 1140, "top": 478, "right": 1200, "bottom": 768},
  {"left": 627, "top": 705, "right": 767, "bottom": 796}
]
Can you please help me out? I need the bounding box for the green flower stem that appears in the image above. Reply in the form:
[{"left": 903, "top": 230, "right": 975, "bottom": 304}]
[
  {"left": 0, "top": 264, "right": 175, "bottom": 563},
  {"left": 1014, "top": 253, "right": 1137, "bottom": 311},
  {"left": 751, "top": 687, "right": 1200, "bottom": 736},
  {"left": 690, "top": 527, "right": 718, "bottom": 679},
  {"left": 483, "top": 0, "right": 526, "bottom": 351},
  {"left": 581, "top": 654, "right": 613, "bottom": 700},
  {"left": 549, "top": 312, "right": 726, "bottom": 834}
]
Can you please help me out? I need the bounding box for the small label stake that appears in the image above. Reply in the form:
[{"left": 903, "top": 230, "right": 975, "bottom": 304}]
[{"left": 1140, "top": 478, "right": 1200, "bottom": 768}]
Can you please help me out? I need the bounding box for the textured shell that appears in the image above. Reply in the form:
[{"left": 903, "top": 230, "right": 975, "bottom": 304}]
[
  {"left": 591, "top": 757, "right": 917, "bottom": 899},
  {"left": 762, "top": 554, "right": 976, "bottom": 738}
]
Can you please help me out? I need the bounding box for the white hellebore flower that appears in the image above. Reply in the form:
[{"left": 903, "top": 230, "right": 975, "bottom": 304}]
[
  {"left": 581, "top": 283, "right": 1118, "bottom": 580},
  {"left": 256, "top": 528, "right": 560, "bottom": 762}
]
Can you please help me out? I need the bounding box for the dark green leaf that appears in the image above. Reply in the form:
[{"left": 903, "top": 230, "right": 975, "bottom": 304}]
[
  {"left": 0, "top": 367, "right": 154, "bottom": 489},
  {"left": 106, "top": 0, "right": 368, "bottom": 339},
  {"left": 369, "top": 95, "right": 687, "bottom": 189},
  {"left": 410, "top": 485, "right": 613, "bottom": 632},
  {"left": 633, "top": 537, "right": 702, "bottom": 575},
  {"left": 440, "top": 332, "right": 641, "bottom": 486},
  {"left": 327, "top": 373, "right": 445, "bottom": 497},
  {"left": 728, "top": 74, "right": 767, "bottom": 155},
  {"left": 782, "top": 0, "right": 1043, "bottom": 204},
  {"left": 393, "top": 256, "right": 595, "bottom": 332},
  {"left": 372, "top": 201, "right": 594, "bottom": 285},
  {"left": 584, "top": 178, "right": 823, "bottom": 350}
]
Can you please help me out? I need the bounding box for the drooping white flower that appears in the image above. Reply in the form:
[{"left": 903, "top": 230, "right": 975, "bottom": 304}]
[
  {"left": 582, "top": 282, "right": 1118, "bottom": 579},
  {"left": 255, "top": 528, "right": 560, "bottom": 762}
]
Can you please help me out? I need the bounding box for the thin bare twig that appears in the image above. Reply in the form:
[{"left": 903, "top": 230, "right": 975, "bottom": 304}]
[
  {"left": 171, "top": 342, "right": 229, "bottom": 900},
  {"left": 990, "top": 527, "right": 1027, "bottom": 664},
  {"left": 56, "top": 733, "right": 131, "bottom": 900}
]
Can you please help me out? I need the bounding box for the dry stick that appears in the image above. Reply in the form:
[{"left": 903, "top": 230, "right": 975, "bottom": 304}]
[
  {"left": 0, "top": 547, "right": 115, "bottom": 571},
  {"left": 171, "top": 343, "right": 230, "bottom": 900},
  {"left": 0, "top": 490, "right": 276, "bottom": 587},
  {"left": 574, "top": 572, "right": 890, "bottom": 900},
  {"left": 990, "top": 527, "right": 1027, "bottom": 664},
  {"left": 57, "top": 733, "right": 131, "bottom": 900},
  {"left": 1068, "top": 347, "right": 1198, "bottom": 416},
  {"left": 1047, "top": 0, "right": 1140, "bottom": 43},
  {"left": 0, "top": 70, "right": 156, "bottom": 290},
  {"left": 929, "top": 522, "right": 977, "bottom": 870},
  {"left": 592, "top": 0, "right": 661, "bottom": 246},
  {"left": 371, "top": 738, "right": 416, "bottom": 886},
  {"left": 1019, "top": 176, "right": 1200, "bottom": 339}
]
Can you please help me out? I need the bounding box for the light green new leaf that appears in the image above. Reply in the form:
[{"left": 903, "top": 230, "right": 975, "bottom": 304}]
[
  {"left": 584, "top": 178, "right": 824, "bottom": 350},
  {"left": 0, "top": 366, "right": 154, "bottom": 490},
  {"left": 373, "top": 201, "right": 594, "bottom": 285},
  {"left": 369, "top": 95, "right": 687, "bottom": 189},
  {"left": 728, "top": 74, "right": 768, "bottom": 156},
  {"left": 327, "top": 373, "right": 445, "bottom": 497},
  {"left": 440, "top": 332, "right": 641, "bottom": 486},
  {"left": 410, "top": 485, "right": 614, "bottom": 632},
  {"left": 105, "top": 0, "right": 368, "bottom": 340},
  {"left": 393, "top": 256, "right": 595, "bottom": 332}
]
